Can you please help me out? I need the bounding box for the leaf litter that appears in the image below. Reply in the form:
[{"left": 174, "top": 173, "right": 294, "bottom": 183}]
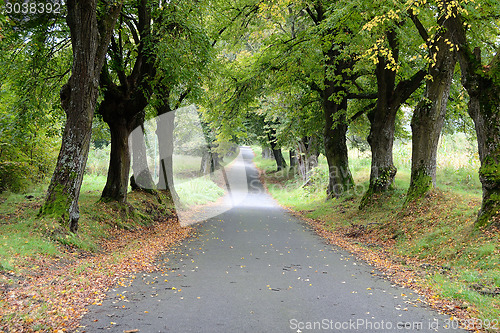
[{"left": 0, "top": 217, "right": 193, "bottom": 332}]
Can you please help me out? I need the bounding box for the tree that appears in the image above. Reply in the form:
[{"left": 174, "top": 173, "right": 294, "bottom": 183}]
[
  {"left": 152, "top": 1, "right": 211, "bottom": 200},
  {"left": 98, "top": 0, "right": 154, "bottom": 203},
  {"left": 40, "top": 0, "right": 122, "bottom": 232},
  {"left": 406, "top": 6, "right": 457, "bottom": 201},
  {"left": 97, "top": 0, "right": 212, "bottom": 203},
  {"left": 445, "top": 0, "right": 500, "bottom": 227},
  {"left": 360, "top": 18, "right": 426, "bottom": 205}
]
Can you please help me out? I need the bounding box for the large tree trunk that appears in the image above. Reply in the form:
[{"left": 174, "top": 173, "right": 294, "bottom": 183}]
[
  {"left": 366, "top": 102, "right": 398, "bottom": 194},
  {"left": 366, "top": 41, "right": 399, "bottom": 196},
  {"left": 445, "top": 8, "right": 500, "bottom": 227},
  {"left": 271, "top": 148, "right": 286, "bottom": 172},
  {"left": 407, "top": 27, "right": 456, "bottom": 202},
  {"left": 101, "top": 117, "right": 132, "bottom": 202},
  {"left": 319, "top": 40, "right": 354, "bottom": 199},
  {"left": 362, "top": 30, "right": 425, "bottom": 206},
  {"left": 98, "top": 0, "right": 153, "bottom": 203},
  {"left": 39, "top": 0, "right": 122, "bottom": 232},
  {"left": 98, "top": 82, "right": 149, "bottom": 202},
  {"left": 323, "top": 93, "right": 353, "bottom": 198},
  {"left": 468, "top": 76, "right": 500, "bottom": 227}
]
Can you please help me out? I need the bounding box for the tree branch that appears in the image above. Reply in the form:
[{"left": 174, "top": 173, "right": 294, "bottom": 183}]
[
  {"left": 305, "top": 7, "right": 319, "bottom": 25},
  {"left": 349, "top": 102, "right": 376, "bottom": 122},
  {"left": 123, "top": 14, "right": 140, "bottom": 45},
  {"left": 408, "top": 11, "right": 429, "bottom": 42},
  {"left": 110, "top": 35, "right": 128, "bottom": 88},
  {"left": 174, "top": 88, "right": 191, "bottom": 110},
  {"left": 95, "top": 0, "right": 123, "bottom": 74},
  {"left": 392, "top": 68, "right": 426, "bottom": 108}
]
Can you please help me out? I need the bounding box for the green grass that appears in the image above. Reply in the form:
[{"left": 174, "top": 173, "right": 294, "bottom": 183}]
[
  {"left": 431, "top": 273, "right": 500, "bottom": 325},
  {"left": 0, "top": 183, "right": 61, "bottom": 271},
  {"left": 0, "top": 171, "right": 179, "bottom": 273},
  {"left": 86, "top": 146, "right": 111, "bottom": 176},
  {"left": 175, "top": 175, "right": 225, "bottom": 206}
]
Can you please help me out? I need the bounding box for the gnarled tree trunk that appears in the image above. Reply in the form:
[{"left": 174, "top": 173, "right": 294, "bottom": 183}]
[
  {"left": 101, "top": 116, "right": 133, "bottom": 202},
  {"left": 267, "top": 127, "right": 286, "bottom": 171},
  {"left": 39, "top": 0, "right": 122, "bottom": 232},
  {"left": 99, "top": 0, "right": 153, "bottom": 203},
  {"left": 323, "top": 93, "right": 353, "bottom": 198},
  {"left": 362, "top": 30, "right": 425, "bottom": 206},
  {"left": 261, "top": 147, "right": 273, "bottom": 159},
  {"left": 447, "top": 9, "right": 500, "bottom": 227},
  {"left": 407, "top": 21, "right": 456, "bottom": 202}
]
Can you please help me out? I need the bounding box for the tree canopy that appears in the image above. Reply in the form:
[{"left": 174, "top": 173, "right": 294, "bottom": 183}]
[{"left": 1, "top": 0, "right": 499, "bottom": 229}]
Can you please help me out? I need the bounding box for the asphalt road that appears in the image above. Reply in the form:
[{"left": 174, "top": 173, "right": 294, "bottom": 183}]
[{"left": 77, "top": 147, "right": 465, "bottom": 333}]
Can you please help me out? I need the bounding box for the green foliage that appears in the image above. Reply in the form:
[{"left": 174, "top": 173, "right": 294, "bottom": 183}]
[
  {"left": 86, "top": 147, "right": 110, "bottom": 177},
  {"left": 175, "top": 176, "right": 225, "bottom": 206},
  {"left": 150, "top": 0, "right": 213, "bottom": 108},
  {"left": 0, "top": 13, "right": 70, "bottom": 193}
]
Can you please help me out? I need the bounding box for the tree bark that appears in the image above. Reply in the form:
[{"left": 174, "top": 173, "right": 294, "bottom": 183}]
[
  {"left": 267, "top": 128, "right": 286, "bottom": 171},
  {"left": 98, "top": 77, "right": 150, "bottom": 202},
  {"left": 271, "top": 148, "right": 286, "bottom": 171},
  {"left": 467, "top": 75, "right": 500, "bottom": 227},
  {"left": 323, "top": 93, "right": 353, "bottom": 198},
  {"left": 362, "top": 30, "right": 426, "bottom": 206},
  {"left": 98, "top": 0, "right": 153, "bottom": 202},
  {"left": 447, "top": 10, "right": 500, "bottom": 227},
  {"left": 407, "top": 24, "right": 456, "bottom": 202},
  {"left": 39, "top": 0, "right": 122, "bottom": 232},
  {"left": 289, "top": 149, "right": 297, "bottom": 169},
  {"left": 200, "top": 149, "right": 212, "bottom": 175}
]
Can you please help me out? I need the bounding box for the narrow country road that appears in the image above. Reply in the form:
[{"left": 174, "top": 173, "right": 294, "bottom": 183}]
[{"left": 78, "top": 147, "right": 464, "bottom": 333}]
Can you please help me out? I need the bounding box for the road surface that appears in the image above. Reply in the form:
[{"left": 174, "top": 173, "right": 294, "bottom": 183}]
[{"left": 78, "top": 147, "right": 464, "bottom": 332}]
